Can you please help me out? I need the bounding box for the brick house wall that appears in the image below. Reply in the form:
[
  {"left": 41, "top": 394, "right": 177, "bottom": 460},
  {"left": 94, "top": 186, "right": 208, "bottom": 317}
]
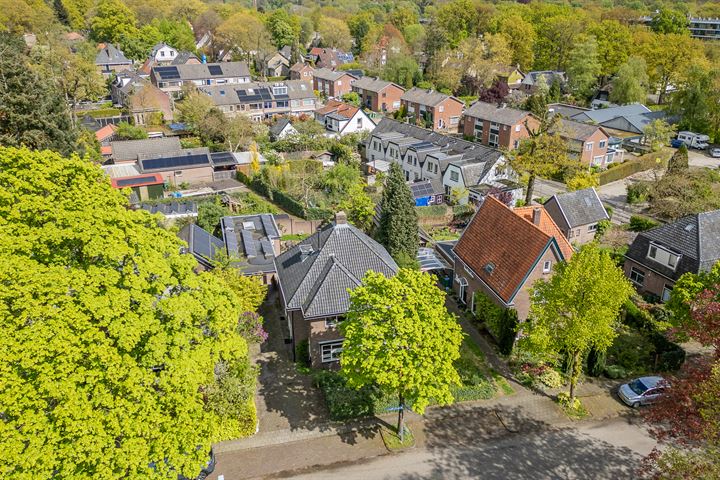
[
  {"left": 453, "top": 247, "right": 560, "bottom": 321},
  {"left": 578, "top": 129, "right": 609, "bottom": 166},
  {"left": 543, "top": 200, "right": 599, "bottom": 245},
  {"left": 364, "top": 85, "right": 403, "bottom": 112},
  {"left": 462, "top": 114, "right": 539, "bottom": 150},
  {"left": 401, "top": 98, "right": 463, "bottom": 131},
  {"left": 623, "top": 258, "right": 674, "bottom": 300},
  {"left": 289, "top": 310, "right": 345, "bottom": 369},
  {"left": 313, "top": 75, "right": 353, "bottom": 98}
]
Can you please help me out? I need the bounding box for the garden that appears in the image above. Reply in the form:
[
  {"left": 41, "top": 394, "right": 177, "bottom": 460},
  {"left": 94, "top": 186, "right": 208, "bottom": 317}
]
[{"left": 297, "top": 336, "right": 506, "bottom": 421}]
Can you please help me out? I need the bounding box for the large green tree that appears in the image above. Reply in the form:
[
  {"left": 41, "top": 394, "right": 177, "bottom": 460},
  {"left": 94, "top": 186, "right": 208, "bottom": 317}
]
[
  {"left": 610, "top": 56, "right": 649, "bottom": 105},
  {"left": 651, "top": 8, "right": 689, "bottom": 35},
  {"left": 566, "top": 35, "right": 601, "bottom": 100},
  {"left": 671, "top": 66, "right": 720, "bottom": 137},
  {"left": 522, "top": 243, "right": 634, "bottom": 404},
  {"left": 0, "top": 147, "right": 260, "bottom": 478},
  {"left": 89, "top": 0, "right": 137, "bottom": 44},
  {"left": 267, "top": 9, "right": 300, "bottom": 49},
  {"left": 341, "top": 269, "right": 463, "bottom": 441},
  {"left": 0, "top": 34, "right": 77, "bottom": 155},
  {"left": 377, "top": 163, "right": 419, "bottom": 264}
]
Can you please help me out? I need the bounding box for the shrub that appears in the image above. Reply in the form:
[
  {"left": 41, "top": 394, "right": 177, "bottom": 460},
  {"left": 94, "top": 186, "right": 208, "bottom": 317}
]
[
  {"left": 539, "top": 369, "right": 564, "bottom": 389},
  {"left": 295, "top": 340, "right": 310, "bottom": 369},
  {"left": 557, "top": 391, "right": 582, "bottom": 411},
  {"left": 626, "top": 182, "right": 650, "bottom": 204},
  {"left": 598, "top": 156, "right": 665, "bottom": 185},
  {"left": 629, "top": 215, "right": 659, "bottom": 232},
  {"left": 604, "top": 365, "right": 627, "bottom": 379},
  {"left": 473, "top": 292, "right": 517, "bottom": 355},
  {"left": 314, "top": 371, "right": 377, "bottom": 420}
]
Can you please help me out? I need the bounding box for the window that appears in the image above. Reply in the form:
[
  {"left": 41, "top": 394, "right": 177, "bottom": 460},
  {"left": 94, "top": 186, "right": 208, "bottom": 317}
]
[
  {"left": 450, "top": 116, "right": 459, "bottom": 125},
  {"left": 160, "top": 51, "right": 165, "bottom": 57},
  {"left": 515, "top": 124, "right": 521, "bottom": 132},
  {"left": 325, "top": 316, "right": 344, "bottom": 328},
  {"left": 337, "top": 80, "right": 342, "bottom": 86},
  {"left": 568, "top": 229, "right": 574, "bottom": 239},
  {"left": 272, "top": 86, "right": 288, "bottom": 95},
  {"left": 439, "top": 105, "right": 444, "bottom": 112},
  {"left": 630, "top": 267, "right": 645, "bottom": 286},
  {"left": 303, "top": 98, "right": 315, "bottom": 106},
  {"left": 489, "top": 133, "right": 499, "bottom": 148},
  {"left": 542, "top": 260, "right": 552, "bottom": 273},
  {"left": 661, "top": 285, "right": 673, "bottom": 302},
  {"left": 474, "top": 121, "right": 484, "bottom": 140},
  {"left": 276, "top": 100, "right": 288, "bottom": 108},
  {"left": 393, "top": 101, "right": 400, "bottom": 109},
  {"left": 450, "top": 171, "right": 459, "bottom": 182},
  {"left": 357, "top": 117, "right": 362, "bottom": 128},
  {"left": 599, "top": 140, "right": 607, "bottom": 149},
  {"left": 513, "top": 139, "right": 520, "bottom": 149},
  {"left": 593, "top": 156, "right": 603, "bottom": 166},
  {"left": 647, "top": 243, "right": 681, "bottom": 270},
  {"left": 585, "top": 142, "right": 594, "bottom": 151},
  {"left": 320, "top": 340, "right": 343, "bottom": 362},
  {"left": 588, "top": 223, "right": 598, "bottom": 232}
]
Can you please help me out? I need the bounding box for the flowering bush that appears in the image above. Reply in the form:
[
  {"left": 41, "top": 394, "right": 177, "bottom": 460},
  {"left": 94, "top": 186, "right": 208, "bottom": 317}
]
[{"left": 238, "top": 311, "right": 268, "bottom": 343}]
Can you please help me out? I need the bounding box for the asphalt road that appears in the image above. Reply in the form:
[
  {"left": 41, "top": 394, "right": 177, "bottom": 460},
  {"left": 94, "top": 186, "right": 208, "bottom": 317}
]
[{"left": 289, "top": 417, "right": 656, "bottom": 480}]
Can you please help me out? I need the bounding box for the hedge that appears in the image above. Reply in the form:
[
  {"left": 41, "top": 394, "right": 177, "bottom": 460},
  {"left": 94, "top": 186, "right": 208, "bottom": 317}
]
[
  {"left": 473, "top": 292, "right": 518, "bottom": 355},
  {"left": 598, "top": 156, "right": 665, "bottom": 185},
  {"left": 623, "top": 299, "right": 685, "bottom": 371},
  {"left": 238, "top": 172, "right": 333, "bottom": 221}
]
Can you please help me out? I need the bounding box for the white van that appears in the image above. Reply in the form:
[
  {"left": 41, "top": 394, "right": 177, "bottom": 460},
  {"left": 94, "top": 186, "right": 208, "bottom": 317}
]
[
  {"left": 677, "top": 131, "right": 709, "bottom": 150},
  {"left": 147, "top": 131, "right": 164, "bottom": 139}
]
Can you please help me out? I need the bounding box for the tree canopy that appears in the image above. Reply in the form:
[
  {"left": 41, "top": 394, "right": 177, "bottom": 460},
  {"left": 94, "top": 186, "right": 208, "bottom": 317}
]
[
  {"left": 0, "top": 147, "right": 261, "bottom": 478},
  {"left": 377, "top": 162, "right": 419, "bottom": 264},
  {"left": 522, "top": 243, "right": 634, "bottom": 403},
  {"left": 341, "top": 269, "right": 463, "bottom": 439}
]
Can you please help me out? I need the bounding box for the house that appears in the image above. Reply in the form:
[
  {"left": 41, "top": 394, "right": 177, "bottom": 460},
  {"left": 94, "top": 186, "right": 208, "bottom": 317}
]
[
  {"left": 314, "top": 100, "right": 375, "bottom": 136},
  {"left": 543, "top": 188, "right": 609, "bottom": 245},
  {"left": 550, "top": 118, "right": 617, "bottom": 167},
  {"left": 623, "top": 210, "right": 720, "bottom": 302},
  {"left": 570, "top": 104, "right": 651, "bottom": 124},
  {"left": 520, "top": 71, "right": 566, "bottom": 94},
  {"left": 95, "top": 43, "right": 132, "bottom": 76},
  {"left": 199, "top": 80, "right": 316, "bottom": 121},
  {"left": 140, "top": 50, "right": 200, "bottom": 75},
  {"left": 313, "top": 69, "right": 357, "bottom": 99},
  {"left": 150, "top": 61, "right": 251, "bottom": 98},
  {"left": 462, "top": 101, "right": 539, "bottom": 150},
  {"left": 141, "top": 201, "right": 198, "bottom": 220},
  {"left": 350, "top": 77, "right": 405, "bottom": 113},
  {"left": 111, "top": 72, "right": 174, "bottom": 125},
  {"left": 290, "top": 62, "right": 314, "bottom": 81},
  {"left": 233, "top": 151, "right": 268, "bottom": 175},
  {"left": 178, "top": 223, "right": 226, "bottom": 270},
  {"left": 274, "top": 211, "right": 399, "bottom": 367},
  {"left": 400, "top": 88, "right": 464, "bottom": 132},
  {"left": 366, "top": 118, "right": 519, "bottom": 205},
  {"left": 137, "top": 148, "right": 241, "bottom": 186},
  {"left": 220, "top": 214, "right": 281, "bottom": 284},
  {"left": 547, "top": 103, "right": 590, "bottom": 118},
  {"left": 452, "top": 196, "right": 574, "bottom": 320},
  {"left": 269, "top": 118, "right": 298, "bottom": 140},
  {"left": 111, "top": 137, "right": 182, "bottom": 163},
  {"left": 495, "top": 65, "right": 525, "bottom": 90},
  {"left": 266, "top": 46, "right": 292, "bottom": 77},
  {"left": 150, "top": 43, "right": 179, "bottom": 65},
  {"left": 313, "top": 48, "right": 354, "bottom": 69}
]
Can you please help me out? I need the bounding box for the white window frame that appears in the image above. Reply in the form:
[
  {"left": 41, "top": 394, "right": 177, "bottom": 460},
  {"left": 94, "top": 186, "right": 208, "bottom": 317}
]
[
  {"left": 320, "top": 340, "right": 344, "bottom": 363},
  {"left": 661, "top": 285, "right": 673, "bottom": 302},
  {"left": 542, "top": 260, "right": 552, "bottom": 273},
  {"left": 439, "top": 105, "right": 444, "bottom": 113},
  {"left": 588, "top": 223, "right": 598, "bottom": 232},
  {"left": 599, "top": 140, "right": 607, "bottom": 149},
  {"left": 585, "top": 142, "right": 594, "bottom": 151},
  {"left": 630, "top": 267, "right": 645, "bottom": 286},
  {"left": 450, "top": 170, "right": 459, "bottom": 182},
  {"left": 515, "top": 124, "right": 521, "bottom": 132}
]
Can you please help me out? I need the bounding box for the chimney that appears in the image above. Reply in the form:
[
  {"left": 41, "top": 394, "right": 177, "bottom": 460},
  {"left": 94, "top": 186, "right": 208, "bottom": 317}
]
[
  {"left": 532, "top": 208, "right": 542, "bottom": 225},
  {"left": 335, "top": 211, "right": 347, "bottom": 225}
]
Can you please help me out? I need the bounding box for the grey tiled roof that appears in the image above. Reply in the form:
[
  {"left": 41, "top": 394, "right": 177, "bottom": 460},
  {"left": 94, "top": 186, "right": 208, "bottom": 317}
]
[
  {"left": 401, "top": 87, "right": 461, "bottom": 107},
  {"left": 111, "top": 137, "right": 181, "bottom": 162},
  {"left": 275, "top": 221, "right": 398, "bottom": 318},
  {"left": 522, "top": 71, "right": 566, "bottom": 86},
  {"left": 313, "top": 68, "right": 355, "bottom": 82},
  {"left": 175, "top": 62, "right": 250, "bottom": 80},
  {"left": 571, "top": 104, "right": 650, "bottom": 124},
  {"left": 269, "top": 118, "right": 292, "bottom": 137},
  {"left": 464, "top": 101, "right": 531, "bottom": 125},
  {"left": 221, "top": 214, "right": 280, "bottom": 275},
  {"left": 625, "top": 209, "right": 720, "bottom": 281},
  {"left": 95, "top": 43, "right": 132, "bottom": 66},
  {"left": 351, "top": 76, "right": 400, "bottom": 93},
  {"left": 550, "top": 118, "right": 603, "bottom": 141},
  {"left": 171, "top": 51, "right": 199, "bottom": 65},
  {"left": 544, "top": 188, "right": 608, "bottom": 229}
]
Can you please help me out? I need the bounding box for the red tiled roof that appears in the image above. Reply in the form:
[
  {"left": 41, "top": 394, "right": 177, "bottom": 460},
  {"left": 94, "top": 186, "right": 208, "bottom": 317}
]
[
  {"left": 101, "top": 145, "right": 112, "bottom": 156},
  {"left": 315, "top": 100, "right": 358, "bottom": 119},
  {"left": 95, "top": 124, "right": 118, "bottom": 142},
  {"left": 309, "top": 47, "right": 323, "bottom": 56},
  {"left": 454, "top": 196, "right": 574, "bottom": 303}
]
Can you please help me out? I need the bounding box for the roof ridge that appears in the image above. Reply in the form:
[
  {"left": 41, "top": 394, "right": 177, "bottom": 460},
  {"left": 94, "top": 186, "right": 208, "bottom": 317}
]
[{"left": 345, "top": 225, "right": 398, "bottom": 273}]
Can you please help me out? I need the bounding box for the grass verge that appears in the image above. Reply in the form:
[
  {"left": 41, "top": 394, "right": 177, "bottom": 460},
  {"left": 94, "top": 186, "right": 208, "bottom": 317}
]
[{"left": 380, "top": 425, "right": 415, "bottom": 450}]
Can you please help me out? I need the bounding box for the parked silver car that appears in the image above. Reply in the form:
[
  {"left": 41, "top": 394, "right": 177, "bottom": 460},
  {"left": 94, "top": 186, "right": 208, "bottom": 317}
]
[
  {"left": 710, "top": 147, "right": 720, "bottom": 158},
  {"left": 618, "top": 376, "right": 667, "bottom": 408}
]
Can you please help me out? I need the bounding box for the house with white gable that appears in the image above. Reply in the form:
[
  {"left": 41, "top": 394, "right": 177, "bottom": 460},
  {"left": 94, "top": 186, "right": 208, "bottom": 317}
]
[
  {"left": 366, "top": 118, "right": 522, "bottom": 205},
  {"left": 150, "top": 43, "right": 179, "bottom": 65},
  {"left": 314, "top": 100, "right": 376, "bottom": 137}
]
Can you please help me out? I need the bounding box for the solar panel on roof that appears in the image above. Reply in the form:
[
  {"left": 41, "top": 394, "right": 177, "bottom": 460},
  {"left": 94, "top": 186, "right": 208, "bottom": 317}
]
[
  {"left": 241, "top": 230, "right": 257, "bottom": 258},
  {"left": 210, "top": 152, "right": 235, "bottom": 166},
  {"left": 142, "top": 153, "right": 209, "bottom": 171},
  {"left": 115, "top": 175, "right": 161, "bottom": 187},
  {"left": 207, "top": 65, "right": 223, "bottom": 76},
  {"left": 192, "top": 225, "right": 224, "bottom": 260},
  {"left": 410, "top": 182, "right": 434, "bottom": 198},
  {"left": 260, "top": 238, "right": 274, "bottom": 258},
  {"left": 260, "top": 215, "right": 277, "bottom": 237},
  {"left": 155, "top": 66, "right": 180, "bottom": 79}
]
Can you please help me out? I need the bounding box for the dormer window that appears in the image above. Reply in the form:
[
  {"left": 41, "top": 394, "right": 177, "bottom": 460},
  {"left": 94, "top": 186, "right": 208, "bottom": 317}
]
[{"left": 647, "top": 243, "right": 680, "bottom": 270}]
